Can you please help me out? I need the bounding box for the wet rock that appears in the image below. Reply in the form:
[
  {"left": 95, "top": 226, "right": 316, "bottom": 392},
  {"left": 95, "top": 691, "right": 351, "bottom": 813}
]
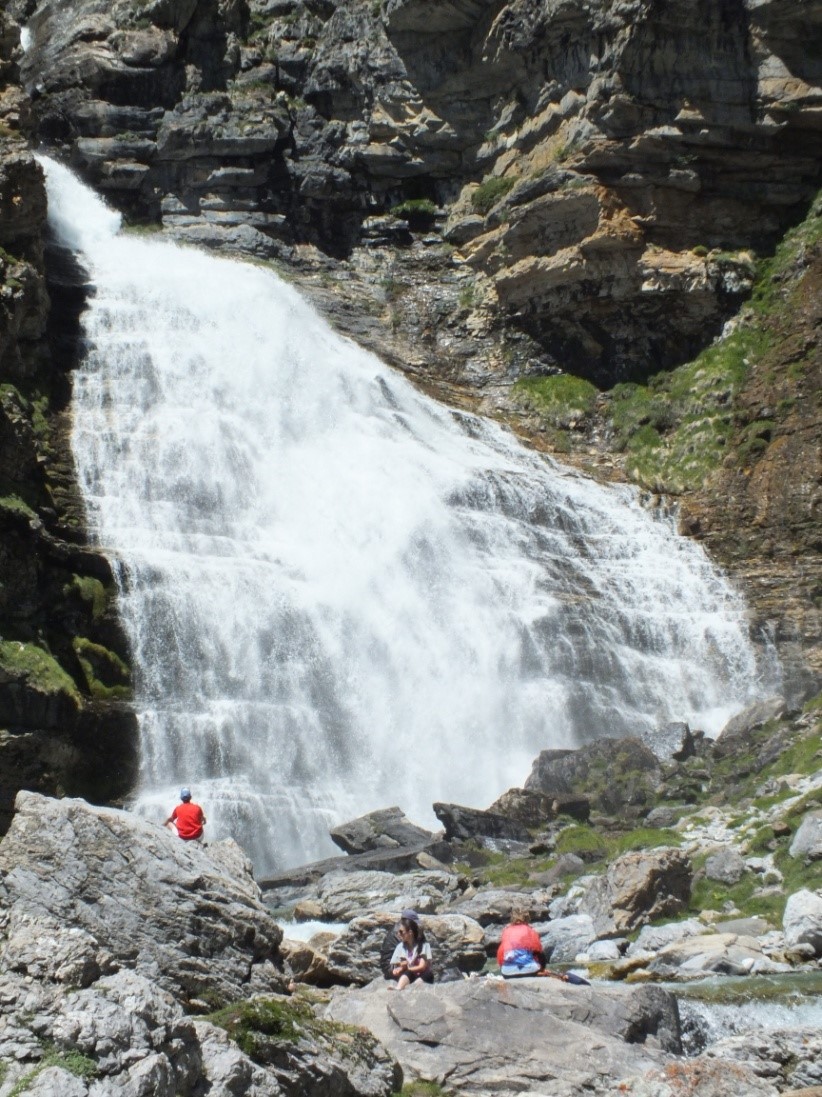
[
  {"left": 540, "top": 913, "right": 598, "bottom": 963},
  {"left": 626, "top": 918, "right": 704, "bottom": 959}
]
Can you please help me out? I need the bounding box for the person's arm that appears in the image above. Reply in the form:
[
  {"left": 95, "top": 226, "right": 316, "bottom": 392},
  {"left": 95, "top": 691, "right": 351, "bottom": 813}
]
[
  {"left": 164, "top": 808, "right": 178, "bottom": 827},
  {"left": 406, "top": 944, "right": 431, "bottom": 975},
  {"left": 390, "top": 944, "right": 407, "bottom": 976}
]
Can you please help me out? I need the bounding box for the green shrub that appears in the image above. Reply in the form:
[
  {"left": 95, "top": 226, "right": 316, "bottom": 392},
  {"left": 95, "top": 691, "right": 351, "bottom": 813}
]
[
  {"left": 471, "top": 176, "right": 516, "bottom": 216},
  {"left": 513, "top": 374, "right": 598, "bottom": 426}
]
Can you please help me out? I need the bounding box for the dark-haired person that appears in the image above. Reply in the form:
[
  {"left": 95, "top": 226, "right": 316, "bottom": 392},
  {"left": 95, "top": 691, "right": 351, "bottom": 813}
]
[
  {"left": 390, "top": 913, "right": 433, "bottom": 989},
  {"left": 164, "top": 787, "right": 207, "bottom": 842}
]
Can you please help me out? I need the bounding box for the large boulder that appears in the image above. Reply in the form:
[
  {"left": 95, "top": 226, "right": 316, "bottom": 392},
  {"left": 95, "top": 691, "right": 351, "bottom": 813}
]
[
  {"left": 525, "top": 738, "right": 662, "bottom": 818},
  {"left": 783, "top": 889, "right": 822, "bottom": 957},
  {"left": 432, "top": 801, "right": 529, "bottom": 842},
  {"left": 0, "top": 791, "right": 284, "bottom": 1003},
  {"left": 324, "top": 977, "right": 681, "bottom": 1095},
  {"left": 712, "top": 697, "right": 788, "bottom": 759},
  {"left": 788, "top": 810, "right": 822, "bottom": 861},
  {"left": 329, "top": 806, "right": 436, "bottom": 855},
  {"left": 579, "top": 848, "right": 692, "bottom": 936}
]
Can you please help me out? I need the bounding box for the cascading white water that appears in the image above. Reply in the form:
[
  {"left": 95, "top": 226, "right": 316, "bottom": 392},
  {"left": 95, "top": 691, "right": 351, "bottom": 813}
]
[{"left": 42, "top": 156, "right": 775, "bottom": 873}]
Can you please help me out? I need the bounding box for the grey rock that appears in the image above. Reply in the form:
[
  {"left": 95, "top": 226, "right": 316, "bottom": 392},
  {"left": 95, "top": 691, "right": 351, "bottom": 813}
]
[
  {"left": 540, "top": 914, "right": 598, "bottom": 963},
  {"left": 0, "top": 792, "right": 284, "bottom": 1003},
  {"left": 325, "top": 910, "right": 486, "bottom": 985},
  {"left": 24, "top": 1067, "right": 89, "bottom": 1097},
  {"left": 789, "top": 810, "right": 822, "bottom": 861},
  {"left": 324, "top": 977, "right": 680, "bottom": 1095},
  {"left": 580, "top": 848, "right": 692, "bottom": 936},
  {"left": 317, "top": 868, "right": 461, "bottom": 921},
  {"left": 329, "top": 806, "right": 435, "bottom": 855},
  {"left": 432, "top": 801, "right": 529, "bottom": 842},
  {"left": 449, "top": 887, "right": 553, "bottom": 926},
  {"left": 525, "top": 738, "right": 662, "bottom": 818},
  {"left": 783, "top": 888, "right": 822, "bottom": 957},
  {"left": 712, "top": 696, "right": 788, "bottom": 759},
  {"left": 193, "top": 1019, "right": 283, "bottom": 1096},
  {"left": 615, "top": 1058, "right": 779, "bottom": 1096},
  {"left": 704, "top": 847, "right": 747, "bottom": 884},
  {"left": 627, "top": 918, "right": 704, "bottom": 958}
]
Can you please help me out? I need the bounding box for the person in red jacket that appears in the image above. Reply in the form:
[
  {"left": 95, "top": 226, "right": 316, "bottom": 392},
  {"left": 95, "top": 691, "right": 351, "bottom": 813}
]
[
  {"left": 497, "top": 910, "right": 546, "bottom": 977},
  {"left": 164, "top": 787, "right": 207, "bottom": 842}
]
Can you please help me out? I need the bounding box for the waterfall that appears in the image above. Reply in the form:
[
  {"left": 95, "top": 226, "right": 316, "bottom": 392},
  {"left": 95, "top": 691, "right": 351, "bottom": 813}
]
[{"left": 42, "top": 156, "right": 774, "bottom": 874}]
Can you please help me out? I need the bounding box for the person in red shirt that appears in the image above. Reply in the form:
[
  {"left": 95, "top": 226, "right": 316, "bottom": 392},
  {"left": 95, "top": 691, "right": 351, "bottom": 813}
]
[
  {"left": 164, "top": 787, "right": 207, "bottom": 842},
  {"left": 497, "top": 910, "right": 546, "bottom": 976}
]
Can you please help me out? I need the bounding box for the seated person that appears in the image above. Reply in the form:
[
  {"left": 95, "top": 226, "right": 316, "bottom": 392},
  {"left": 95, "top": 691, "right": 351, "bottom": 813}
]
[
  {"left": 390, "top": 913, "right": 433, "bottom": 989},
  {"left": 497, "top": 909, "right": 546, "bottom": 977}
]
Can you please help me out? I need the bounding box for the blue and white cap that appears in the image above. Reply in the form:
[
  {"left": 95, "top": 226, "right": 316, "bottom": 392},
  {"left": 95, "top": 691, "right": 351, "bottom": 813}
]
[{"left": 180, "top": 787, "right": 192, "bottom": 801}]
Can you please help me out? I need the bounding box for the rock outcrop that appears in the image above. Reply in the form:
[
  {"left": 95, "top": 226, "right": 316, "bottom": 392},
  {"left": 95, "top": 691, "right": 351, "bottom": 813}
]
[{"left": 0, "top": 16, "right": 137, "bottom": 834}]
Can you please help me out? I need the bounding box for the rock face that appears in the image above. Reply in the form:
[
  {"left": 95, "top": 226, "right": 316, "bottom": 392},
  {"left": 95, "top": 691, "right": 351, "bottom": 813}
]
[
  {"left": 0, "top": 791, "right": 285, "bottom": 1003},
  {"left": 0, "top": 12, "right": 138, "bottom": 834},
  {"left": 324, "top": 977, "right": 681, "bottom": 1096},
  {"left": 329, "top": 806, "right": 436, "bottom": 854},
  {"left": 0, "top": 791, "right": 398, "bottom": 1097}
]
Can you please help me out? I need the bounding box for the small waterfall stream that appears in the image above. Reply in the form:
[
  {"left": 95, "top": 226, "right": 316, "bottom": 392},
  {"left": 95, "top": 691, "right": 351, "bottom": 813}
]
[{"left": 42, "top": 156, "right": 774, "bottom": 873}]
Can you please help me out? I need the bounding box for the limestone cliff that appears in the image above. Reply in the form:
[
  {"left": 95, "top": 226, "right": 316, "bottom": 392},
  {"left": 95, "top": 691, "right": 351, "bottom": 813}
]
[
  {"left": 0, "top": 0, "right": 819, "bottom": 815},
  {"left": 0, "top": 11, "right": 136, "bottom": 832}
]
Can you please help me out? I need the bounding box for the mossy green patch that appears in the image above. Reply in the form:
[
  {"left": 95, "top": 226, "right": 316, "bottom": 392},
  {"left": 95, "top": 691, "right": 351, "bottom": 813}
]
[
  {"left": 607, "top": 326, "right": 770, "bottom": 493},
  {"left": 391, "top": 198, "right": 437, "bottom": 218},
  {"left": 7, "top": 1043, "right": 98, "bottom": 1096},
  {"left": 471, "top": 176, "right": 516, "bottom": 216},
  {"left": 0, "top": 640, "right": 79, "bottom": 701},
  {"left": 72, "top": 637, "right": 132, "bottom": 700},
  {"left": 513, "top": 374, "right": 598, "bottom": 427},
  {"left": 0, "top": 495, "right": 37, "bottom": 520},
  {"left": 554, "top": 824, "right": 608, "bottom": 859},
  {"left": 398, "top": 1083, "right": 451, "bottom": 1097},
  {"left": 208, "top": 995, "right": 362, "bottom": 1064},
  {"left": 64, "top": 575, "right": 109, "bottom": 622}
]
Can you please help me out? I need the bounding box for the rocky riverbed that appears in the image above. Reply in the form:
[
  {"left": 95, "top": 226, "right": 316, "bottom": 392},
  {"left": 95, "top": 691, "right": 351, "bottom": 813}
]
[{"left": 0, "top": 692, "right": 819, "bottom": 1096}]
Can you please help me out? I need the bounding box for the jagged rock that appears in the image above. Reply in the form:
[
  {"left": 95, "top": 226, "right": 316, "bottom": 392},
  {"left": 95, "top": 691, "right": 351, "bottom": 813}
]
[
  {"left": 703, "top": 1027, "right": 822, "bottom": 1093},
  {"left": 525, "top": 738, "right": 662, "bottom": 818},
  {"left": 193, "top": 1019, "right": 283, "bottom": 1096},
  {"left": 579, "top": 848, "right": 692, "bottom": 936},
  {"left": 433, "top": 801, "right": 530, "bottom": 842},
  {"left": 489, "top": 786, "right": 559, "bottom": 829},
  {"left": 329, "top": 806, "right": 436, "bottom": 855},
  {"left": 783, "top": 889, "right": 822, "bottom": 957},
  {"left": 324, "top": 977, "right": 681, "bottom": 1095},
  {"left": 789, "top": 810, "right": 822, "bottom": 861},
  {"left": 0, "top": 792, "right": 285, "bottom": 1003}
]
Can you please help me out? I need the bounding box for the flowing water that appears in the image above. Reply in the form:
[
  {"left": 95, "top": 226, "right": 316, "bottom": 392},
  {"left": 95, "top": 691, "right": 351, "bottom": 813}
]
[{"left": 41, "top": 156, "right": 776, "bottom": 873}]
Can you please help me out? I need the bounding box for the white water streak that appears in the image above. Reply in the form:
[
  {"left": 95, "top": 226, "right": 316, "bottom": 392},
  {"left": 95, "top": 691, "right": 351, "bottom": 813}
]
[{"left": 41, "top": 156, "right": 775, "bottom": 873}]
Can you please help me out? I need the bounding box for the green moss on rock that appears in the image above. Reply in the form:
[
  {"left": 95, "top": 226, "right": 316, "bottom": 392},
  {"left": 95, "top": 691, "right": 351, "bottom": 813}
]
[
  {"left": 72, "top": 638, "right": 132, "bottom": 700},
  {"left": 513, "top": 374, "right": 598, "bottom": 427},
  {"left": 0, "top": 640, "right": 79, "bottom": 702}
]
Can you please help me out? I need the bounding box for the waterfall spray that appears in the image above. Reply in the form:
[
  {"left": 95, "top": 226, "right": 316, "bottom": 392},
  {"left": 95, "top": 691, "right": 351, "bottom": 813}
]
[{"left": 41, "top": 156, "right": 773, "bottom": 873}]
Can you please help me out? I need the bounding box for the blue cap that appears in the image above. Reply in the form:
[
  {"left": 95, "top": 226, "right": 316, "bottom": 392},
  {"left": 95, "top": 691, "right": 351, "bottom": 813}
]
[
  {"left": 401, "top": 908, "right": 420, "bottom": 923},
  {"left": 180, "top": 788, "right": 191, "bottom": 801}
]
